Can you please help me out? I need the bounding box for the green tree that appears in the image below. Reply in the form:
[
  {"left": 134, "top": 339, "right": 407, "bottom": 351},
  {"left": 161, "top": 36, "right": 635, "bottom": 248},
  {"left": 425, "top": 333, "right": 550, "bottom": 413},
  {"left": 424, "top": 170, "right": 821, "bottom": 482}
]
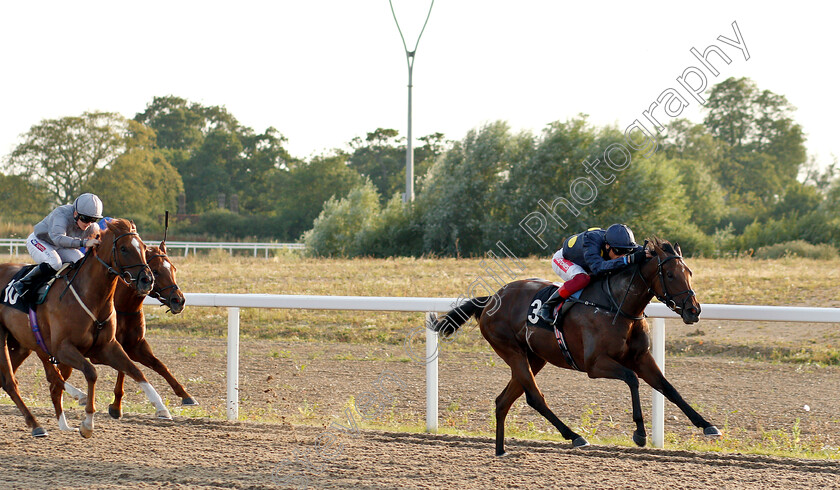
[
  {"left": 348, "top": 128, "right": 448, "bottom": 201},
  {"left": 303, "top": 180, "right": 382, "bottom": 257},
  {"left": 703, "top": 77, "right": 806, "bottom": 202},
  {"left": 419, "top": 121, "right": 534, "bottom": 255},
  {"left": 85, "top": 121, "right": 183, "bottom": 230},
  {"left": 3, "top": 112, "right": 127, "bottom": 204},
  {"left": 274, "top": 153, "right": 364, "bottom": 240},
  {"left": 0, "top": 174, "right": 51, "bottom": 222},
  {"left": 135, "top": 95, "right": 291, "bottom": 213}
]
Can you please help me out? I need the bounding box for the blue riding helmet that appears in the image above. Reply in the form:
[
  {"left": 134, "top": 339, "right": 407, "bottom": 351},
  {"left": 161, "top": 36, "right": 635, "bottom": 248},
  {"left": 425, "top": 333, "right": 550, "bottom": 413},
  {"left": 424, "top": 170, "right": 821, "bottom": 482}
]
[{"left": 605, "top": 223, "right": 637, "bottom": 250}]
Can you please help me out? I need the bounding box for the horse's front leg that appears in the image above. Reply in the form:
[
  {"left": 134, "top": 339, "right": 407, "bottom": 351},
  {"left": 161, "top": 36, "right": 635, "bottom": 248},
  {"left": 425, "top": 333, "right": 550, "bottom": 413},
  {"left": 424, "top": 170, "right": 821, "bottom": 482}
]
[
  {"left": 54, "top": 341, "right": 98, "bottom": 438},
  {"left": 634, "top": 351, "right": 721, "bottom": 437},
  {"left": 95, "top": 340, "right": 172, "bottom": 420},
  {"left": 126, "top": 338, "right": 197, "bottom": 406},
  {"left": 586, "top": 355, "right": 647, "bottom": 447}
]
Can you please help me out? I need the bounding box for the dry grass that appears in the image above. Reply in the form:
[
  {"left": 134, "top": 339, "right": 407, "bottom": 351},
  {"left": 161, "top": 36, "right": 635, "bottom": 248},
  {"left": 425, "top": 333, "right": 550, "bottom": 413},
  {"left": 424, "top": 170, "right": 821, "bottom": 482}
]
[{"left": 2, "top": 250, "right": 839, "bottom": 362}]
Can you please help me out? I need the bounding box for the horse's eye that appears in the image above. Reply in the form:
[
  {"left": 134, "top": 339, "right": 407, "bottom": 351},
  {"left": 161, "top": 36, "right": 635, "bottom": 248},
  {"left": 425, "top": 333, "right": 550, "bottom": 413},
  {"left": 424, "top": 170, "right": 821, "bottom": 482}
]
[
  {"left": 666, "top": 271, "right": 674, "bottom": 279},
  {"left": 153, "top": 270, "right": 160, "bottom": 276},
  {"left": 120, "top": 246, "right": 127, "bottom": 253}
]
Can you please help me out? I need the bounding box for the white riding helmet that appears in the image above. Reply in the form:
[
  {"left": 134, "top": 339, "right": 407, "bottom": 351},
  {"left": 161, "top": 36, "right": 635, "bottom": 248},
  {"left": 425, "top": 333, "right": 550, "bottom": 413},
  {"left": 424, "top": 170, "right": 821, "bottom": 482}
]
[{"left": 73, "top": 193, "right": 104, "bottom": 219}]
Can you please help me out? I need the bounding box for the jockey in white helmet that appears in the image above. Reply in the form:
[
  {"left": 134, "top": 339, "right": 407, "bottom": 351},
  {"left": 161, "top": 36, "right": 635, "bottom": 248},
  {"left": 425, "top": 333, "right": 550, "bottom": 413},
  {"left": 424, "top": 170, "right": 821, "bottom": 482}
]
[{"left": 11, "top": 193, "right": 104, "bottom": 297}]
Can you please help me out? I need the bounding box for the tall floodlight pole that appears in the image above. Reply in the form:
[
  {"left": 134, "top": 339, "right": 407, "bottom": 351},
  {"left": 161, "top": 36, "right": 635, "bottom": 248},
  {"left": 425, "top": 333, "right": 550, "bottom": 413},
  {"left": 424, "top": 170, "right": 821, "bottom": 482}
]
[{"left": 390, "top": 0, "right": 434, "bottom": 203}]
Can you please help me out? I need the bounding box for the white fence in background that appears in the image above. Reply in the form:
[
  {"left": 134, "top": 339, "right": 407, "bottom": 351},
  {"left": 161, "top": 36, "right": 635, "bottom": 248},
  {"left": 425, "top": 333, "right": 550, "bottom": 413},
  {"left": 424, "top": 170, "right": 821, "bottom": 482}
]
[
  {"left": 0, "top": 239, "right": 304, "bottom": 257},
  {"left": 142, "top": 294, "right": 840, "bottom": 449}
]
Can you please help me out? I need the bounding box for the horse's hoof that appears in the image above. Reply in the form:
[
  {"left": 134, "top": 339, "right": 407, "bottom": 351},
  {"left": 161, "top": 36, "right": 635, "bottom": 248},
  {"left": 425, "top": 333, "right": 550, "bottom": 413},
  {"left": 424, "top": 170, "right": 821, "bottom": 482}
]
[
  {"left": 633, "top": 431, "right": 647, "bottom": 447},
  {"left": 108, "top": 405, "right": 122, "bottom": 419},
  {"left": 495, "top": 451, "right": 510, "bottom": 458},
  {"left": 181, "top": 397, "right": 199, "bottom": 406},
  {"left": 79, "top": 422, "right": 93, "bottom": 439},
  {"left": 572, "top": 436, "right": 590, "bottom": 448},
  {"left": 31, "top": 427, "right": 48, "bottom": 438},
  {"left": 156, "top": 409, "right": 173, "bottom": 420},
  {"left": 704, "top": 426, "right": 722, "bottom": 437}
]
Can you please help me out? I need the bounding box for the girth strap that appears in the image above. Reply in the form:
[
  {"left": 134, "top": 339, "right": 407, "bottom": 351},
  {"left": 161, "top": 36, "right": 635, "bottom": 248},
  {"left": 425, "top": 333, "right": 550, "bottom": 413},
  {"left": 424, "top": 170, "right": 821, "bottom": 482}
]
[
  {"left": 28, "top": 308, "right": 58, "bottom": 365},
  {"left": 553, "top": 320, "right": 582, "bottom": 371}
]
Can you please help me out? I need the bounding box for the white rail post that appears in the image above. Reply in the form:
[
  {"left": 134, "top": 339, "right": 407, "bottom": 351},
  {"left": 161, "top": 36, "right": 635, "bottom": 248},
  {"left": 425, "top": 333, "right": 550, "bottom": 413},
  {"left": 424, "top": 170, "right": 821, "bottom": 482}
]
[
  {"left": 227, "top": 307, "right": 241, "bottom": 420},
  {"left": 651, "top": 317, "right": 665, "bottom": 448},
  {"left": 425, "top": 315, "right": 438, "bottom": 433}
]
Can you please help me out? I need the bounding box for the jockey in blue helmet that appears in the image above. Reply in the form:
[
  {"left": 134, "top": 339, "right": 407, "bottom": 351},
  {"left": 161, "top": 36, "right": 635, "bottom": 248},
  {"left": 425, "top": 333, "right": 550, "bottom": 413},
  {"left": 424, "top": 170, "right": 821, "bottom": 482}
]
[{"left": 538, "top": 223, "right": 651, "bottom": 323}]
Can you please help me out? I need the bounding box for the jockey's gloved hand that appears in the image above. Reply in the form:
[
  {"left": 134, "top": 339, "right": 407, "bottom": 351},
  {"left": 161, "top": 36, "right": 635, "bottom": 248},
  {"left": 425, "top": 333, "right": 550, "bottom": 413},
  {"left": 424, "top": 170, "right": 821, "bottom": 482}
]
[
  {"left": 84, "top": 238, "right": 101, "bottom": 248},
  {"left": 625, "top": 249, "right": 647, "bottom": 264}
]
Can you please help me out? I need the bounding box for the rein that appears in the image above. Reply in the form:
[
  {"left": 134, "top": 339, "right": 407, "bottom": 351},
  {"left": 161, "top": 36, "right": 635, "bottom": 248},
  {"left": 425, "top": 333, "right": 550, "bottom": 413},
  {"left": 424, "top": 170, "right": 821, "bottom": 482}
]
[{"left": 564, "top": 268, "right": 645, "bottom": 323}]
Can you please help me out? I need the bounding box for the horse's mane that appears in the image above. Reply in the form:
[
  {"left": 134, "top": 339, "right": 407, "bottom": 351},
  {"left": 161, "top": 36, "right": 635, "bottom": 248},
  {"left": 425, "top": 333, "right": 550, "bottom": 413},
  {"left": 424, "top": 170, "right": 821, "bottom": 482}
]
[
  {"left": 99, "top": 218, "right": 135, "bottom": 238},
  {"left": 646, "top": 236, "right": 677, "bottom": 256}
]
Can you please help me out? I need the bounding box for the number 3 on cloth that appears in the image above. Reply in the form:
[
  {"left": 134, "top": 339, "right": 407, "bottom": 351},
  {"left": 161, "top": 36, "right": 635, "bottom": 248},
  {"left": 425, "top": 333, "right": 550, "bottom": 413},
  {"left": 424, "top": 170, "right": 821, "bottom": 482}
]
[{"left": 528, "top": 299, "right": 542, "bottom": 323}]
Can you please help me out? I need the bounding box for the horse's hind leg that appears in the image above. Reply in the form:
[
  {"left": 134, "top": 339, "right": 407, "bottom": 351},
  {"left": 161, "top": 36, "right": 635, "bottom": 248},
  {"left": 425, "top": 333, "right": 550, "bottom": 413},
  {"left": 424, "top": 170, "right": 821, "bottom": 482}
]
[
  {"left": 56, "top": 364, "right": 88, "bottom": 406},
  {"left": 94, "top": 340, "right": 171, "bottom": 420},
  {"left": 587, "top": 356, "right": 647, "bottom": 446},
  {"left": 498, "top": 349, "right": 587, "bottom": 454},
  {"left": 35, "top": 355, "right": 78, "bottom": 431},
  {"left": 494, "top": 353, "right": 558, "bottom": 456},
  {"left": 634, "top": 352, "right": 721, "bottom": 437},
  {"left": 0, "top": 329, "right": 46, "bottom": 437}
]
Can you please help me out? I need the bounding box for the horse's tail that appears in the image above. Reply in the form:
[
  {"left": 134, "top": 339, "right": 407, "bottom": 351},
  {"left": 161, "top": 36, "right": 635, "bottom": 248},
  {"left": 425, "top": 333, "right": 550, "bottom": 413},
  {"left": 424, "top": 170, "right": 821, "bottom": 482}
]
[{"left": 431, "top": 296, "right": 490, "bottom": 337}]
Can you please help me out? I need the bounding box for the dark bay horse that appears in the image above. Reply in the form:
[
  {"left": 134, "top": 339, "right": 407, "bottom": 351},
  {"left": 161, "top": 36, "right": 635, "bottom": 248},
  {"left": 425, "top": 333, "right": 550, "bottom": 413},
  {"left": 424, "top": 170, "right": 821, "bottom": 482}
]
[
  {"left": 431, "top": 237, "right": 721, "bottom": 456},
  {"left": 8, "top": 242, "right": 193, "bottom": 426},
  {"left": 0, "top": 219, "right": 171, "bottom": 437}
]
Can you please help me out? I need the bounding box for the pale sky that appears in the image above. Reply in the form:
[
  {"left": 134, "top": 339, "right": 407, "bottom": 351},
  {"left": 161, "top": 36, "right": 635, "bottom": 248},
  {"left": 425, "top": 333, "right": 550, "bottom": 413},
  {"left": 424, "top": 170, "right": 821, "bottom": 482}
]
[{"left": 1, "top": 1, "right": 838, "bottom": 170}]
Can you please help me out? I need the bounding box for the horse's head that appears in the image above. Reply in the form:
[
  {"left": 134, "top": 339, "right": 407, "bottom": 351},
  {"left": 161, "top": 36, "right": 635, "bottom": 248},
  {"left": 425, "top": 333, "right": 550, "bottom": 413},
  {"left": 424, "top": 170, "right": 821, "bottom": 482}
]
[
  {"left": 644, "top": 237, "right": 701, "bottom": 324},
  {"left": 95, "top": 219, "right": 154, "bottom": 295},
  {"left": 146, "top": 242, "right": 185, "bottom": 314}
]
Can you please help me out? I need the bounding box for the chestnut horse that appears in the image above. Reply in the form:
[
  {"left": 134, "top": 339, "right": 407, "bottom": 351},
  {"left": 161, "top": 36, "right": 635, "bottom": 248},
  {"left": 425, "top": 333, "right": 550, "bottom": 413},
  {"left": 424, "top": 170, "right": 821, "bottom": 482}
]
[
  {"left": 431, "top": 237, "right": 721, "bottom": 456},
  {"left": 8, "top": 242, "right": 194, "bottom": 425},
  {"left": 0, "top": 219, "right": 171, "bottom": 437}
]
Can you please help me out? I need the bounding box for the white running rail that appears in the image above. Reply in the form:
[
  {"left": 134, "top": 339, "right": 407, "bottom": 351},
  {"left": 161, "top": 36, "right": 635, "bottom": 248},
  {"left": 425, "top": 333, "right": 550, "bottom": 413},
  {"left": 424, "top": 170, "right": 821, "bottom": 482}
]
[
  {"left": 142, "top": 293, "right": 840, "bottom": 449},
  {"left": 0, "top": 239, "right": 304, "bottom": 257}
]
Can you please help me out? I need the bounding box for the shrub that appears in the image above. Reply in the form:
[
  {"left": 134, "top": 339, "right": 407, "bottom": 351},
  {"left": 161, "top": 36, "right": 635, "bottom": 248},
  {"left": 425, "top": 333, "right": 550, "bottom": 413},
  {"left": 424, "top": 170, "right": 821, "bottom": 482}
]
[
  {"left": 754, "top": 240, "right": 838, "bottom": 260},
  {"left": 304, "top": 180, "right": 382, "bottom": 257}
]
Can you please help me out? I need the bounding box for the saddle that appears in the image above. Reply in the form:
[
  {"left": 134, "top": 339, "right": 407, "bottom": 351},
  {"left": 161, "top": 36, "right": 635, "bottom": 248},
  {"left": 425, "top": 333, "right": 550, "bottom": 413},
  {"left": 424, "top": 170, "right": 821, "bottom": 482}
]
[
  {"left": 1, "top": 263, "right": 70, "bottom": 313},
  {"left": 526, "top": 284, "right": 581, "bottom": 330}
]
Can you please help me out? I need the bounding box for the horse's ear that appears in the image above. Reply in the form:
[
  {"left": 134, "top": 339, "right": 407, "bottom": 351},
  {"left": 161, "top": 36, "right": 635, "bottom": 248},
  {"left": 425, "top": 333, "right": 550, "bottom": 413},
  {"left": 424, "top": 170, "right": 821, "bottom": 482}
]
[
  {"left": 674, "top": 242, "right": 682, "bottom": 256},
  {"left": 160, "top": 241, "right": 167, "bottom": 254},
  {"left": 129, "top": 219, "right": 136, "bottom": 232}
]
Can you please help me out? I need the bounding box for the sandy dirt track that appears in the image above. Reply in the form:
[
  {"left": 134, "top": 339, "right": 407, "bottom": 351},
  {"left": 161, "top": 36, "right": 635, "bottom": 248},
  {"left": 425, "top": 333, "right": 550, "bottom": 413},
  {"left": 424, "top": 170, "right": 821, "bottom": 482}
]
[
  {"left": 2, "top": 410, "right": 839, "bottom": 489},
  {"left": 1, "top": 333, "right": 839, "bottom": 488}
]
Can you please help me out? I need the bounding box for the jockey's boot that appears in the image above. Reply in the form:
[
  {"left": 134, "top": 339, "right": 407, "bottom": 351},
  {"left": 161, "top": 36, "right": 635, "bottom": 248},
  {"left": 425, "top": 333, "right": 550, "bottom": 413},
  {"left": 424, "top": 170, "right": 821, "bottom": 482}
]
[
  {"left": 538, "top": 289, "right": 563, "bottom": 324},
  {"left": 539, "top": 274, "right": 593, "bottom": 325},
  {"left": 12, "top": 263, "right": 55, "bottom": 297}
]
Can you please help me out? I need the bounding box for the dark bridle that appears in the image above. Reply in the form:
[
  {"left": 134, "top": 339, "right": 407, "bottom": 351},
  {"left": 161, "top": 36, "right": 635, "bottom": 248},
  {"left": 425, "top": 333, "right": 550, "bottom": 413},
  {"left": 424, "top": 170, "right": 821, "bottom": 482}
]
[
  {"left": 146, "top": 251, "right": 181, "bottom": 306},
  {"left": 95, "top": 230, "right": 153, "bottom": 290},
  {"left": 642, "top": 253, "right": 696, "bottom": 315}
]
